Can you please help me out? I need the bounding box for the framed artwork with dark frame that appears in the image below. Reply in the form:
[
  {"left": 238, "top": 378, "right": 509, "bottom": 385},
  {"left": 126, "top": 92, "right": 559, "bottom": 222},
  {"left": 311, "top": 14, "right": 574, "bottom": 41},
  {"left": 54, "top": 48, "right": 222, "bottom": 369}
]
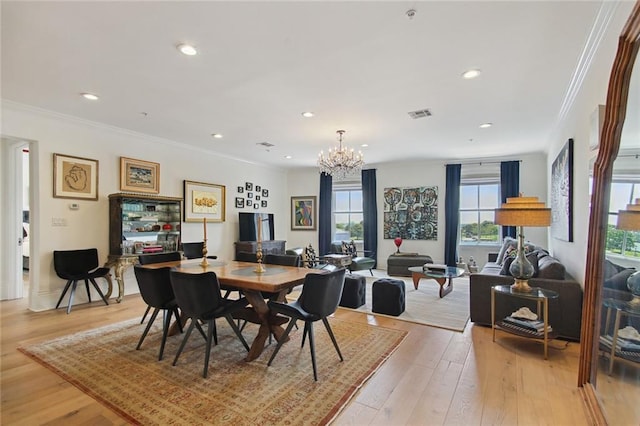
[
  {"left": 253, "top": 203, "right": 259, "bottom": 209},
  {"left": 183, "top": 180, "right": 226, "bottom": 222},
  {"left": 120, "top": 157, "right": 160, "bottom": 194},
  {"left": 237, "top": 186, "right": 244, "bottom": 194},
  {"left": 550, "top": 138, "right": 573, "bottom": 242},
  {"left": 262, "top": 189, "right": 269, "bottom": 198},
  {"left": 291, "top": 196, "right": 317, "bottom": 230},
  {"left": 256, "top": 185, "right": 262, "bottom": 192},
  {"left": 235, "top": 197, "right": 245, "bottom": 208},
  {"left": 261, "top": 200, "right": 268, "bottom": 208},
  {"left": 53, "top": 153, "right": 99, "bottom": 200},
  {"left": 245, "top": 182, "right": 253, "bottom": 191}
]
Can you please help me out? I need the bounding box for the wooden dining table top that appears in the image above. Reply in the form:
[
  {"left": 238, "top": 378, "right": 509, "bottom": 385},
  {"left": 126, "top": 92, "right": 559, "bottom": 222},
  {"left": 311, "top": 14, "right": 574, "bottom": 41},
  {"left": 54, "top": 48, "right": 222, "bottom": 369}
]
[{"left": 139, "top": 258, "right": 316, "bottom": 293}]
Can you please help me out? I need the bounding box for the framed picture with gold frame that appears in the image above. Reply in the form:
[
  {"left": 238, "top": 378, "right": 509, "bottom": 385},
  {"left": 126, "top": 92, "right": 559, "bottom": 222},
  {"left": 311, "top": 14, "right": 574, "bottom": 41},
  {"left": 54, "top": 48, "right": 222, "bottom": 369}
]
[
  {"left": 119, "top": 157, "right": 160, "bottom": 194},
  {"left": 184, "top": 180, "right": 226, "bottom": 222},
  {"left": 53, "top": 153, "right": 99, "bottom": 200}
]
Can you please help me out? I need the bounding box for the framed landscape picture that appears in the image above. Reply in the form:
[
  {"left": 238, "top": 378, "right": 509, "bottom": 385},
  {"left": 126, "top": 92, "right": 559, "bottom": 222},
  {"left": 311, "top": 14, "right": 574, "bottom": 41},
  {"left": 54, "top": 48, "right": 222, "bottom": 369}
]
[
  {"left": 291, "top": 196, "right": 316, "bottom": 230},
  {"left": 53, "top": 153, "right": 99, "bottom": 200},
  {"left": 120, "top": 157, "right": 159, "bottom": 194},
  {"left": 184, "top": 180, "right": 226, "bottom": 222}
]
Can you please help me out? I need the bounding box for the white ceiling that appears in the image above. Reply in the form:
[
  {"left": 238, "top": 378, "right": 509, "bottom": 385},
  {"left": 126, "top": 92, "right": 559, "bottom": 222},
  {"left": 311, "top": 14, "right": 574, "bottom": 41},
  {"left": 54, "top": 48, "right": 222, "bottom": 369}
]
[{"left": 1, "top": 1, "right": 635, "bottom": 170}]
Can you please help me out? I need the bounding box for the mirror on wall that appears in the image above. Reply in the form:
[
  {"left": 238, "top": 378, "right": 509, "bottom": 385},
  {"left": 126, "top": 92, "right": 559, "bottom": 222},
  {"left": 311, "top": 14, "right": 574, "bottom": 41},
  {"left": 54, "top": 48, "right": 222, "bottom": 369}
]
[
  {"left": 580, "top": 4, "right": 640, "bottom": 423},
  {"left": 593, "top": 50, "right": 640, "bottom": 424}
]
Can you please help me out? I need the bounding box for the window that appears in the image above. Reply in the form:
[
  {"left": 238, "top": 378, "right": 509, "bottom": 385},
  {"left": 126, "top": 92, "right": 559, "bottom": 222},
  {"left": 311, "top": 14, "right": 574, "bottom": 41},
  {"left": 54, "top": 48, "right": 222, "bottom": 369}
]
[
  {"left": 606, "top": 181, "right": 640, "bottom": 258},
  {"left": 333, "top": 184, "right": 363, "bottom": 241},
  {"left": 459, "top": 182, "right": 500, "bottom": 244}
]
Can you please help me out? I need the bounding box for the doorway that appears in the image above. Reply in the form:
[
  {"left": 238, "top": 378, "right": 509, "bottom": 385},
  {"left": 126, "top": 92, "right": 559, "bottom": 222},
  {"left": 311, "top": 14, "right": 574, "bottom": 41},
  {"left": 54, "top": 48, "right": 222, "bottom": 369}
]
[{"left": 1, "top": 135, "right": 38, "bottom": 303}]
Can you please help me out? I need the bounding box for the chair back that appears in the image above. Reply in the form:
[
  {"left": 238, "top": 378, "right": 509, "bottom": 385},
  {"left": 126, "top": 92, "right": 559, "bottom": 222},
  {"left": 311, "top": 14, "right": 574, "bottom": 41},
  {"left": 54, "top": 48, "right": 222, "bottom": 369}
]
[
  {"left": 265, "top": 253, "right": 300, "bottom": 267},
  {"left": 181, "top": 242, "right": 204, "bottom": 259},
  {"left": 170, "top": 270, "right": 223, "bottom": 319},
  {"left": 299, "top": 268, "right": 346, "bottom": 317},
  {"left": 53, "top": 248, "right": 100, "bottom": 278},
  {"left": 133, "top": 265, "right": 175, "bottom": 308},
  {"left": 138, "top": 251, "right": 181, "bottom": 265},
  {"left": 236, "top": 251, "right": 258, "bottom": 263}
]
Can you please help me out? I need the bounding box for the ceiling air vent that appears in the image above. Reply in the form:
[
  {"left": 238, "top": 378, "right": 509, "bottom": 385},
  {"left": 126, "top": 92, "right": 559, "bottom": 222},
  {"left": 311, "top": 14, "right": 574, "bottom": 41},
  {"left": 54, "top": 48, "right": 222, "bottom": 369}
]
[
  {"left": 408, "top": 109, "right": 432, "bottom": 119},
  {"left": 256, "top": 142, "right": 275, "bottom": 148}
]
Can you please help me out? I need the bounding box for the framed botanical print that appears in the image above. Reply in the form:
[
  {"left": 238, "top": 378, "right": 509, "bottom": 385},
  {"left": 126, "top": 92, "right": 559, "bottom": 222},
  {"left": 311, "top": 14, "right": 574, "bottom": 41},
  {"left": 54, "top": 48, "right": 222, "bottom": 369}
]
[
  {"left": 120, "top": 157, "right": 160, "bottom": 194},
  {"left": 291, "top": 196, "right": 317, "bottom": 230},
  {"left": 184, "top": 180, "right": 226, "bottom": 222},
  {"left": 53, "top": 153, "right": 99, "bottom": 200}
]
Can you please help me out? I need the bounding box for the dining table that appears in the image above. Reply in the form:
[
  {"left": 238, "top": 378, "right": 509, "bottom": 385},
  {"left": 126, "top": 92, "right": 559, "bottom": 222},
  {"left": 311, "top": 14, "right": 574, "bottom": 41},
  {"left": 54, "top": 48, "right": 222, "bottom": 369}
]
[{"left": 139, "top": 258, "right": 320, "bottom": 361}]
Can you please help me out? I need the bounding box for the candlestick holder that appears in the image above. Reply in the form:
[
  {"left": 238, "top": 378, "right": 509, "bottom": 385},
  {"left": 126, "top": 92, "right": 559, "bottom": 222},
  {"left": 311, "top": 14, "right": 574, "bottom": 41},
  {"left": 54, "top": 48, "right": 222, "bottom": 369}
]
[
  {"left": 254, "top": 242, "right": 266, "bottom": 273},
  {"left": 200, "top": 239, "right": 209, "bottom": 267}
]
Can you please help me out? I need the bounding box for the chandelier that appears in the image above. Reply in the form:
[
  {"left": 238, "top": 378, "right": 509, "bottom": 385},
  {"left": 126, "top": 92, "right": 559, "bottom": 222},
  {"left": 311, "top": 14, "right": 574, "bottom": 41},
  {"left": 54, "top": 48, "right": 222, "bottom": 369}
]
[{"left": 317, "top": 130, "right": 364, "bottom": 180}]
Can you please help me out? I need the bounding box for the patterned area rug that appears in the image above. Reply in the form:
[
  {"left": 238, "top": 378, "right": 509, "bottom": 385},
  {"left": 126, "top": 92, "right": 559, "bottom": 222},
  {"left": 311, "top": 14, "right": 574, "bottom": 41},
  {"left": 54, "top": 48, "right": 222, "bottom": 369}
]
[{"left": 18, "top": 317, "right": 406, "bottom": 425}]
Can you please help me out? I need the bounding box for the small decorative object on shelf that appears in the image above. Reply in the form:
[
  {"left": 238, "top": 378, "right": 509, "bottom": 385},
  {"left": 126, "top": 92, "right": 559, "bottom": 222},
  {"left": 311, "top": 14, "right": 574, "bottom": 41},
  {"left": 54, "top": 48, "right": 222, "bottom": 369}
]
[{"left": 394, "top": 237, "right": 403, "bottom": 253}]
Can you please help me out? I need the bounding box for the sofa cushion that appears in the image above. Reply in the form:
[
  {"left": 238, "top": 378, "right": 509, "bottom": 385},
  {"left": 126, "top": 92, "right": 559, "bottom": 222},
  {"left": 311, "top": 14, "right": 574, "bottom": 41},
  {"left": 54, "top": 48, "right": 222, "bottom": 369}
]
[
  {"left": 604, "top": 268, "right": 636, "bottom": 292},
  {"left": 603, "top": 259, "right": 627, "bottom": 280},
  {"left": 536, "top": 255, "right": 566, "bottom": 280}
]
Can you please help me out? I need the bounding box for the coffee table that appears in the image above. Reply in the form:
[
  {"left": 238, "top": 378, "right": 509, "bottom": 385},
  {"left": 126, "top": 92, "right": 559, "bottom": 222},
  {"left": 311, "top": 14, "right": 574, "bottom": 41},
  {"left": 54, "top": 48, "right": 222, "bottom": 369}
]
[{"left": 407, "top": 266, "right": 465, "bottom": 298}]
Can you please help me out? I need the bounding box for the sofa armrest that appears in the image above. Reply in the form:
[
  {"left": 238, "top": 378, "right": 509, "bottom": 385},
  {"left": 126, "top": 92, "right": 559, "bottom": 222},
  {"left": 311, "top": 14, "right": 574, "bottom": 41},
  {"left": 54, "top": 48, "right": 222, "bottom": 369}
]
[{"left": 488, "top": 252, "right": 498, "bottom": 263}]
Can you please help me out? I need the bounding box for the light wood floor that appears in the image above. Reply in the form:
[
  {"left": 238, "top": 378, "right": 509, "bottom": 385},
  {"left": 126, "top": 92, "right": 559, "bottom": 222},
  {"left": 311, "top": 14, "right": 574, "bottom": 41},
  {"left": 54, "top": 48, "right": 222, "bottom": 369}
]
[{"left": 1, "top": 293, "right": 590, "bottom": 425}]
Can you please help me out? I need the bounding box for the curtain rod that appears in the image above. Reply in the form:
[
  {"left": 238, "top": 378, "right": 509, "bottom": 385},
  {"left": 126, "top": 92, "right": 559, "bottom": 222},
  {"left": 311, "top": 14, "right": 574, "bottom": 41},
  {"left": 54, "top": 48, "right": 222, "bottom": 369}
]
[{"left": 444, "top": 160, "right": 523, "bottom": 167}]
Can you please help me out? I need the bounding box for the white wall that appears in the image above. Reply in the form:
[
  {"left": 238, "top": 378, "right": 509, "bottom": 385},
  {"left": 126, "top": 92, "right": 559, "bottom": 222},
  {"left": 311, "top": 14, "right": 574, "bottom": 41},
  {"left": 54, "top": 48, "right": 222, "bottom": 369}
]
[
  {"left": 2, "top": 103, "right": 288, "bottom": 310},
  {"left": 286, "top": 152, "right": 547, "bottom": 270},
  {"left": 544, "top": 2, "right": 635, "bottom": 285}
]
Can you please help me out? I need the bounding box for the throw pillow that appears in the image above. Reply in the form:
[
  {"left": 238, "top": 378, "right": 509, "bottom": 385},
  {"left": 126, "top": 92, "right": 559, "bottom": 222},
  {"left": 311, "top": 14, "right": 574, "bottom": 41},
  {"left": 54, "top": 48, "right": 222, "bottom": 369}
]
[
  {"left": 341, "top": 240, "right": 357, "bottom": 257},
  {"left": 496, "top": 237, "right": 517, "bottom": 265},
  {"left": 604, "top": 268, "right": 636, "bottom": 291},
  {"left": 304, "top": 244, "right": 318, "bottom": 268}
]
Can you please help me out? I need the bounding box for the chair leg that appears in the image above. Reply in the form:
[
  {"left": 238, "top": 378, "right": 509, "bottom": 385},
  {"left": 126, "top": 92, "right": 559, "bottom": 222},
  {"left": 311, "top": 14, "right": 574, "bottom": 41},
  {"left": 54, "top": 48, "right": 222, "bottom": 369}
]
[
  {"left": 267, "top": 318, "right": 298, "bottom": 367},
  {"left": 89, "top": 278, "right": 109, "bottom": 306},
  {"left": 173, "top": 308, "right": 183, "bottom": 333},
  {"left": 369, "top": 269, "right": 374, "bottom": 276},
  {"left": 55, "top": 280, "right": 73, "bottom": 309},
  {"left": 322, "top": 317, "right": 344, "bottom": 361},
  {"left": 137, "top": 308, "right": 160, "bottom": 351},
  {"left": 159, "top": 308, "right": 174, "bottom": 361},
  {"left": 203, "top": 319, "right": 215, "bottom": 378},
  {"left": 84, "top": 279, "right": 91, "bottom": 303},
  {"left": 308, "top": 322, "right": 318, "bottom": 381},
  {"left": 195, "top": 321, "right": 208, "bottom": 341},
  {"left": 224, "top": 314, "right": 250, "bottom": 351},
  {"left": 212, "top": 320, "right": 218, "bottom": 346},
  {"left": 173, "top": 319, "right": 196, "bottom": 367},
  {"left": 301, "top": 321, "right": 310, "bottom": 348},
  {"left": 66, "top": 281, "right": 78, "bottom": 314},
  {"left": 140, "top": 305, "right": 151, "bottom": 324}
]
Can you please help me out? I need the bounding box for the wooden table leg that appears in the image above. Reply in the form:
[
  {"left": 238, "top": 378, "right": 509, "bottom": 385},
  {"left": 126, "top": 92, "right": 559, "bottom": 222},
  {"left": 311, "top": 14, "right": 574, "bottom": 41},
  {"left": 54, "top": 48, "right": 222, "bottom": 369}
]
[
  {"left": 242, "top": 290, "right": 289, "bottom": 362},
  {"left": 411, "top": 272, "right": 422, "bottom": 290},
  {"left": 435, "top": 277, "right": 453, "bottom": 298}
]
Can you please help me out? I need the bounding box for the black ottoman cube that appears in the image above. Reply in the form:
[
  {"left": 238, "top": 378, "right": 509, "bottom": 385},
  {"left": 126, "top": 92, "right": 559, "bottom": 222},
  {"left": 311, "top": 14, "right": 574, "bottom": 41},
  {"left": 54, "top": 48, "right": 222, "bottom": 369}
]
[
  {"left": 372, "top": 278, "right": 405, "bottom": 316},
  {"left": 339, "top": 274, "right": 366, "bottom": 308}
]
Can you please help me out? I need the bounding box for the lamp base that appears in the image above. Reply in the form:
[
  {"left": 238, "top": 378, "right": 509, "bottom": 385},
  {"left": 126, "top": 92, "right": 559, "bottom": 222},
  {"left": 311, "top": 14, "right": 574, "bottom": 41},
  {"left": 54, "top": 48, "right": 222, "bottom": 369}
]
[
  {"left": 254, "top": 262, "right": 266, "bottom": 274},
  {"left": 512, "top": 278, "right": 532, "bottom": 292}
]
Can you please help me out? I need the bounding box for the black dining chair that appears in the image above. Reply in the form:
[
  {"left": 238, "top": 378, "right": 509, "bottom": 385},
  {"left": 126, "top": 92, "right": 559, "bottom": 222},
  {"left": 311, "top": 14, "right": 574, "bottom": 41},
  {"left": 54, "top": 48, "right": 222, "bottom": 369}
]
[
  {"left": 137, "top": 251, "right": 182, "bottom": 324},
  {"left": 267, "top": 268, "right": 346, "bottom": 381},
  {"left": 53, "top": 248, "right": 111, "bottom": 314},
  {"left": 169, "top": 270, "right": 251, "bottom": 378},
  {"left": 133, "top": 265, "right": 182, "bottom": 360},
  {"left": 181, "top": 242, "right": 218, "bottom": 260}
]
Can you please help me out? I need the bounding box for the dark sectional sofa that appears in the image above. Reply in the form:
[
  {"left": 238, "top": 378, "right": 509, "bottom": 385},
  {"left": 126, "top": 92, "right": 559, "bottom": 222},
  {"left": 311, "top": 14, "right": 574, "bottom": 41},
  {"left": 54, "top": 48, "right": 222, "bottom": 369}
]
[{"left": 469, "top": 238, "right": 583, "bottom": 341}]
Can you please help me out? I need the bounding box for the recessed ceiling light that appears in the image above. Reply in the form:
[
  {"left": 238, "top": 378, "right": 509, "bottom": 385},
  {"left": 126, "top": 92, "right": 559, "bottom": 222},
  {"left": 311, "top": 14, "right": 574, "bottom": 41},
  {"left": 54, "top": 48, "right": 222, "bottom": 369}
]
[
  {"left": 211, "top": 133, "right": 223, "bottom": 139},
  {"left": 462, "top": 69, "right": 481, "bottom": 79},
  {"left": 81, "top": 92, "right": 99, "bottom": 100},
  {"left": 285, "top": 155, "right": 292, "bottom": 159},
  {"left": 301, "top": 112, "right": 314, "bottom": 118},
  {"left": 479, "top": 123, "right": 493, "bottom": 128},
  {"left": 177, "top": 43, "right": 197, "bottom": 56},
  {"left": 361, "top": 144, "right": 369, "bottom": 148}
]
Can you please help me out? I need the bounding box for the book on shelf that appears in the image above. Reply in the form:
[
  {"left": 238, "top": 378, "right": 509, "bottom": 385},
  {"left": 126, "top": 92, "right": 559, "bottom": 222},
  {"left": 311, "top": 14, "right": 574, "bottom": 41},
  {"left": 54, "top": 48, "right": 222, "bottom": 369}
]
[{"left": 501, "top": 316, "right": 552, "bottom": 333}]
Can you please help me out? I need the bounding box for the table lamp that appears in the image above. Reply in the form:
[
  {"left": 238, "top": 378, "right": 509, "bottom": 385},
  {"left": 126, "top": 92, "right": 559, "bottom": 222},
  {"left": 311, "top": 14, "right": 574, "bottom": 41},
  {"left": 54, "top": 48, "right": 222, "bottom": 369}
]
[
  {"left": 616, "top": 198, "right": 640, "bottom": 305},
  {"left": 495, "top": 195, "right": 551, "bottom": 292}
]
